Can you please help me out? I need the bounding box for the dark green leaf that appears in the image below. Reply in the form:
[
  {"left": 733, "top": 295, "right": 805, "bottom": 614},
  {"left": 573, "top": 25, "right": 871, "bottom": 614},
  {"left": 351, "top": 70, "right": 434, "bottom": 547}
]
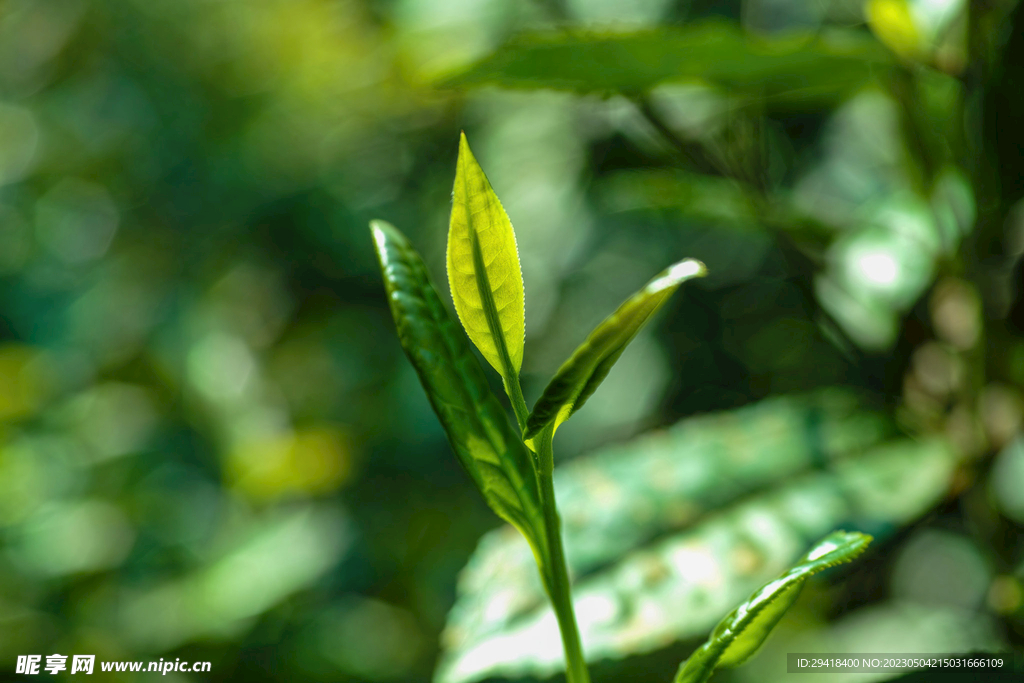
[
  {"left": 599, "top": 170, "right": 758, "bottom": 226},
  {"left": 674, "top": 531, "right": 872, "bottom": 683},
  {"left": 524, "top": 258, "right": 705, "bottom": 442},
  {"left": 370, "top": 220, "right": 545, "bottom": 552},
  {"left": 598, "top": 169, "right": 835, "bottom": 244},
  {"left": 439, "top": 24, "right": 892, "bottom": 106}
]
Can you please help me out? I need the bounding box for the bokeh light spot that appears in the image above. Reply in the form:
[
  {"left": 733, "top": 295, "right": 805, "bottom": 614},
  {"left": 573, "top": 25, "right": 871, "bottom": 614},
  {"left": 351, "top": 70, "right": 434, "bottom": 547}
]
[
  {"left": 10, "top": 500, "right": 134, "bottom": 576},
  {"left": 856, "top": 250, "right": 899, "bottom": 287},
  {"left": 229, "top": 426, "right": 354, "bottom": 501},
  {"left": 188, "top": 333, "right": 256, "bottom": 402}
]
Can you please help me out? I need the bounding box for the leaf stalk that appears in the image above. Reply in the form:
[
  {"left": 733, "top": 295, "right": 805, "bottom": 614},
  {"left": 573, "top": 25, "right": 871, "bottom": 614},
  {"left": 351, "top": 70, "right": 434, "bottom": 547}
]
[{"left": 535, "top": 427, "right": 591, "bottom": 683}]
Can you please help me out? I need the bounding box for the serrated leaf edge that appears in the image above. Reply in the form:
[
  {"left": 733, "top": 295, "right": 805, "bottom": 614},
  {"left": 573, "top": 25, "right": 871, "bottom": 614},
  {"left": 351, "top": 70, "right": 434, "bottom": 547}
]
[
  {"left": 447, "top": 132, "right": 526, "bottom": 381},
  {"left": 370, "top": 220, "right": 545, "bottom": 553},
  {"left": 674, "top": 531, "right": 872, "bottom": 683}
]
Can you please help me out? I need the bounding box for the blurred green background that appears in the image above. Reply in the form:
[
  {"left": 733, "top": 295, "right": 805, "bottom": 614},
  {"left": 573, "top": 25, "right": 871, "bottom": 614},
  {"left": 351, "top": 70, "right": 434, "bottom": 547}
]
[{"left": 1, "top": 0, "right": 1023, "bottom": 681}]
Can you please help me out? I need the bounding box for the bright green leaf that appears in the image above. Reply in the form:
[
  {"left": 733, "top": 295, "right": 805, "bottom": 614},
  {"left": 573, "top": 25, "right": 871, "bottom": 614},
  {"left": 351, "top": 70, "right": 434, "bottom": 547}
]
[
  {"left": 439, "top": 24, "right": 892, "bottom": 107},
  {"left": 865, "top": 0, "right": 925, "bottom": 60},
  {"left": 674, "top": 531, "right": 872, "bottom": 683},
  {"left": 447, "top": 133, "right": 526, "bottom": 402},
  {"left": 370, "top": 220, "right": 544, "bottom": 553},
  {"left": 524, "top": 258, "right": 706, "bottom": 442}
]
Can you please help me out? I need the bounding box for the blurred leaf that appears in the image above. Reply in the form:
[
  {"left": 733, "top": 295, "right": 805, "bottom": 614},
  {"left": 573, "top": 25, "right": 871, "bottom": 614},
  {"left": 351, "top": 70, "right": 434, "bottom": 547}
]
[
  {"left": 441, "top": 391, "right": 889, "bottom": 651},
  {"left": 440, "top": 24, "right": 892, "bottom": 106},
  {"left": 447, "top": 133, "right": 527, "bottom": 396},
  {"left": 930, "top": 166, "right": 975, "bottom": 247},
  {"left": 228, "top": 425, "right": 354, "bottom": 501},
  {"left": 600, "top": 170, "right": 758, "bottom": 225},
  {"left": 370, "top": 221, "right": 545, "bottom": 552},
  {"left": 816, "top": 191, "right": 947, "bottom": 351},
  {"left": 674, "top": 531, "right": 872, "bottom": 683},
  {"left": 736, "top": 601, "right": 1005, "bottom": 683},
  {"left": 866, "top": 0, "right": 926, "bottom": 60},
  {"left": 524, "top": 258, "right": 706, "bottom": 442},
  {"left": 437, "top": 392, "right": 957, "bottom": 683},
  {"left": 316, "top": 596, "right": 426, "bottom": 681},
  {"left": 598, "top": 169, "right": 834, "bottom": 243},
  {"left": 121, "top": 505, "right": 350, "bottom": 649},
  {"left": 992, "top": 437, "right": 1024, "bottom": 524},
  {"left": 792, "top": 90, "right": 907, "bottom": 231},
  {"left": 10, "top": 499, "right": 135, "bottom": 576}
]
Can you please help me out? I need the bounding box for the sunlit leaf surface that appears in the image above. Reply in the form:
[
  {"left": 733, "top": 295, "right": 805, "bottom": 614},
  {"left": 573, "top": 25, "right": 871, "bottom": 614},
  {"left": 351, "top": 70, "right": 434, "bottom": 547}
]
[
  {"left": 447, "top": 133, "right": 527, "bottom": 389},
  {"left": 865, "top": 0, "right": 925, "bottom": 60},
  {"left": 675, "top": 531, "right": 872, "bottom": 683},
  {"left": 437, "top": 392, "right": 958, "bottom": 683}
]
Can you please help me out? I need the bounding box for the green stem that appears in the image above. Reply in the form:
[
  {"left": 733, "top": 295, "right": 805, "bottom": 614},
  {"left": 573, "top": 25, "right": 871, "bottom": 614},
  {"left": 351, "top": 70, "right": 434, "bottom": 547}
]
[
  {"left": 535, "top": 428, "right": 591, "bottom": 683},
  {"left": 506, "top": 376, "right": 530, "bottom": 433}
]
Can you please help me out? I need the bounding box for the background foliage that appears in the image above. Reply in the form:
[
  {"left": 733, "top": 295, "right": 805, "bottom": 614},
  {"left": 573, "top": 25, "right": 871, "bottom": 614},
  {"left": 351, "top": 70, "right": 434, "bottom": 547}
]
[{"left": 1, "top": 0, "right": 1023, "bottom": 681}]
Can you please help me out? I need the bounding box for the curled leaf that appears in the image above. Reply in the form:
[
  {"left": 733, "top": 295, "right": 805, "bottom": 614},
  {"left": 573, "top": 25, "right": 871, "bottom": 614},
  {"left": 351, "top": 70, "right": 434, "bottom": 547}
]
[
  {"left": 525, "top": 258, "right": 706, "bottom": 442},
  {"left": 674, "top": 531, "right": 873, "bottom": 683}
]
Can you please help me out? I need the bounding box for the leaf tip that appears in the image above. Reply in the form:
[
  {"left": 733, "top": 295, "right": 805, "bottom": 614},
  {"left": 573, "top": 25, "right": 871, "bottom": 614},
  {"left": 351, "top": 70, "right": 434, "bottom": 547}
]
[
  {"left": 669, "top": 258, "right": 707, "bottom": 281},
  {"left": 685, "top": 259, "right": 709, "bottom": 278},
  {"left": 648, "top": 258, "right": 708, "bottom": 294},
  {"left": 369, "top": 218, "right": 397, "bottom": 250},
  {"left": 458, "top": 130, "right": 473, "bottom": 163},
  {"left": 803, "top": 530, "right": 873, "bottom": 568}
]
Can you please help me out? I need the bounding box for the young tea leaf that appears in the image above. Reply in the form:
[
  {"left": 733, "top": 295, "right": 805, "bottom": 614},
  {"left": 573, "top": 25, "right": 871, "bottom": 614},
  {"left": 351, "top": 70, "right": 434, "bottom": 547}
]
[
  {"left": 524, "top": 259, "right": 706, "bottom": 442},
  {"left": 674, "top": 531, "right": 873, "bottom": 683},
  {"left": 448, "top": 133, "right": 526, "bottom": 403},
  {"left": 370, "top": 220, "right": 545, "bottom": 553}
]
